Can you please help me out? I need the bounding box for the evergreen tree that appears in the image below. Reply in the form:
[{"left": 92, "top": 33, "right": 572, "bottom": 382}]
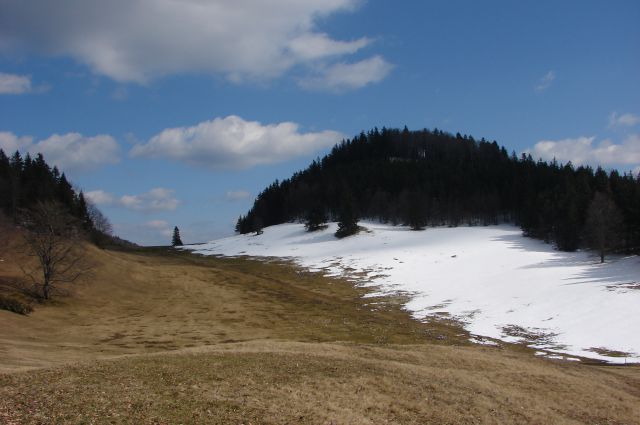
[
  {"left": 304, "top": 204, "right": 327, "bottom": 232},
  {"left": 235, "top": 215, "right": 244, "bottom": 233},
  {"left": 252, "top": 216, "right": 264, "bottom": 235},
  {"left": 335, "top": 191, "right": 358, "bottom": 238},
  {"left": 584, "top": 192, "right": 623, "bottom": 263},
  {"left": 171, "top": 226, "right": 183, "bottom": 246}
]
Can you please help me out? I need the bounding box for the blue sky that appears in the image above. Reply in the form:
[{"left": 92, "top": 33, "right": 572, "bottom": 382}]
[{"left": 1, "top": 0, "right": 638, "bottom": 245}]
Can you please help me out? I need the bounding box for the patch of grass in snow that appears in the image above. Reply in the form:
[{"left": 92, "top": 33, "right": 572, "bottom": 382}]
[
  {"left": 501, "top": 325, "right": 564, "bottom": 349},
  {"left": 588, "top": 347, "right": 636, "bottom": 358}
]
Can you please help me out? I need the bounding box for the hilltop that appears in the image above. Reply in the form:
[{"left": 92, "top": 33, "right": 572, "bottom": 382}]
[{"left": 236, "top": 127, "right": 640, "bottom": 255}]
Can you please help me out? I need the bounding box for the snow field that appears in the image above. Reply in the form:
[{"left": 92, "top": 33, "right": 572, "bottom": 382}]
[{"left": 185, "top": 222, "right": 640, "bottom": 363}]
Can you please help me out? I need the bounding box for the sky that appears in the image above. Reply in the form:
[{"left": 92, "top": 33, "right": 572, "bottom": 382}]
[{"left": 0, "top": 0, "right": 638, "bottom": 245}]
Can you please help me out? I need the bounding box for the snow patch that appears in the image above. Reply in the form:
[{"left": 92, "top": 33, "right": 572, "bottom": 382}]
[{"left": 185, "top": 222, "right": 640, "bottom": 364}]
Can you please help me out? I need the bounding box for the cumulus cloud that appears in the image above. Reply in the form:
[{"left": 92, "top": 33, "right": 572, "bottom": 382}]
[
  {"left": 527, "top": 134, "right": 640, "bottom": 168},
  {"left": 299, "top": 55, "right": 394, "bottom": 91},
  {"left": 0, "top": 131, "right": 120, "bottom": 172},
  {"left": 225, "top": 190, "right": 251, "bottom": 201},
  {"left": 0, "top": 131, "right": 33, "bottom": 152},
  {"left": 84, "top": 190, "right": 115, "bottom": 206},
  {"left": 86, "top": 187, "right": 180, "bottom": 213},
  {"left": 0, "top": 72, "right": 32, "bottom": 94},
  {"left": 609, "top": 112, "right": 640, "bottom": 128},
  {"left": 0, "top": 0, "right": 390, "bottom": 89},
  {"left": 535, "top": 70, "right": 556, "bottom": 92},
  {"left": 130, "top": 115, "right": 344, "bottom": 169},
  {"left": 31, "top": 133, "right": 120, "bottom": 172}
]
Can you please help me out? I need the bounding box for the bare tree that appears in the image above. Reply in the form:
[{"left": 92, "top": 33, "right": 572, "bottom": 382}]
[
  {"left": 20, "top": 201, "right": 92, "bottom": 300},
  {"left": 87, "top": 201, "right": 112, "bottom": 236},
  {"left": 584, "top": 192, "right": 623, "bottom": 263}
]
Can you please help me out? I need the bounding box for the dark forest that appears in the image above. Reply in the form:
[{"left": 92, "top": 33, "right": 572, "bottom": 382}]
[{"left": 236, "top": 127, "right": 640, "bottom": 255}]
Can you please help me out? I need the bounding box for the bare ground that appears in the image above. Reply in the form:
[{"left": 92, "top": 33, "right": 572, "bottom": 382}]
[{"left": 0, "top": 239, "right": 639, "bottom": 424}]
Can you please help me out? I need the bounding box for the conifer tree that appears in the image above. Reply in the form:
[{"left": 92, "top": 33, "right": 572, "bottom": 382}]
[
  {"left": 171, "top": 226, "right": 183, "bottom": 246},
  {"left": 584, "top": 192, "right": 623, "bottom": 263},
  {"left": 304, "top": 204, "right": 327, "bottom": 232},
  {"left": 335, "top": 191, "right": 358, "bottom": 238},
  {"left": 235, "top": 215, "right": 243, "bottom": 233},
  {"left": 252, "top": 216, "right": 264, "bottom": 235}
]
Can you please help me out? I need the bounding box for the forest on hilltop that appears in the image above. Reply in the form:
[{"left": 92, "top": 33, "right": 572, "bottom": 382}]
[{"left": 236, "top": 127, "right": 640, "bottom": 254}]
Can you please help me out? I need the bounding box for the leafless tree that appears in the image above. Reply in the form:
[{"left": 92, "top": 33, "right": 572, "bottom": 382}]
[
  {"left": 87, "top": 201, "right": 112, "bottom": 235},
  {"left": 20, "top": 201, "right": 92, "bottom": 300}
]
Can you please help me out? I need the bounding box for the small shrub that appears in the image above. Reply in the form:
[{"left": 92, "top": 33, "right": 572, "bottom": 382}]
[{"left": 0, "top": 294, "right": 34, "bottom": 315}]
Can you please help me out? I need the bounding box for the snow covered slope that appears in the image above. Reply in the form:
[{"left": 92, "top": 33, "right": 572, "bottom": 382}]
[{"left": 185, "top": 222, "right": 640, "bottom": 363}]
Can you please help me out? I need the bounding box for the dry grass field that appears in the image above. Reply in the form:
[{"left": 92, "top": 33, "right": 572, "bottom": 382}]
[{"left": 1, "top": 229, "right": 639, "bottom": 424}]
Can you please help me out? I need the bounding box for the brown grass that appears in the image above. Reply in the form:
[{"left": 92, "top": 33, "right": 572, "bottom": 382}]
[{"left": 0, "top": 236, "right": 639, "bottom": 424}]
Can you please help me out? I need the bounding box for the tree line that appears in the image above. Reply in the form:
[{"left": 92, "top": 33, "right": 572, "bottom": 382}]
[
  {"left": 236, "top": 127, "right": 640, "bottom": 258},
  {"left": 0, "top": 149, "right": 94, "bottom": 228}
]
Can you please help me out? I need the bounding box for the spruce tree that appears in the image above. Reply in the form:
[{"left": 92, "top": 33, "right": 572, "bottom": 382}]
[
  {"left": 335, "top": 191, "right": 358, "bottom": 238},
  {"left": 584, "top": 192, "right": 623, "bottom": 263},
  {"left": 171, "top": 226, "right": 183, "bottom": 246},
  {"left": 252, "top": 216, "right": 264, "bottom": 235},
  {"left": 304, "top": 204, "right": 327, "bottom": 232}
]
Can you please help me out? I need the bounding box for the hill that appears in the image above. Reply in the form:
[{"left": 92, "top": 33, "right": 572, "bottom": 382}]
[
  {"left": 187, "top": 222, "right": 640, "bottom": 364},
  {"left": 1, "top": 243, "right": 639, "bottom": 423},
  {"left": 236, "top": 127, "right": 640, "bottom": 254}
]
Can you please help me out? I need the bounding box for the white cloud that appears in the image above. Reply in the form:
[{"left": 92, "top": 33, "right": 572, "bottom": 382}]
[
  {"left": 0, "top": 0, "right": 389, "bottom": 89},
  {"left": 527, "top": 134, "right": 640, "bottom": 168},
  {"left": 609, "top": 112, "right": 640, "bottom": 128},
  {"left": 0, "top": 72, "right": 32, "bottom": 94},
  {"left": 84, "top": 190, "right": 115, "bottom": 206},
  {"left": 535, "top": 70, "right": 556, "bottom": 92},
  {"left": 0, "top": 131, "right": 120, "bottom": 172},
  {"left": 299, "top": 55, "right": 394, "bottom": 91},
  {"left": 130, "top": 115, "right": 344, "bottom": 169},
  {"left": 120, "top": 188, "right": 180, "bottom": 212},
  {"left": 86, "top": 187, "right": 180, "bottom": 213},
  {"left": 287, "top": 33, "right": 370, "bottom": 61},
  {"left": 0, "top": 131, "right": 33, "bottom": 153},
  {"left": 225, "top": 190, "right": 251, "bottom": 201},
  {"left": 31, "top": 133, "right": 120, "bottom": 172}
]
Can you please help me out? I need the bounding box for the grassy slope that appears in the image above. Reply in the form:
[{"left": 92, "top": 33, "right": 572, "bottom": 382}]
[{"left": 0, "top": 240, "right": 639, "bottom": 424}]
